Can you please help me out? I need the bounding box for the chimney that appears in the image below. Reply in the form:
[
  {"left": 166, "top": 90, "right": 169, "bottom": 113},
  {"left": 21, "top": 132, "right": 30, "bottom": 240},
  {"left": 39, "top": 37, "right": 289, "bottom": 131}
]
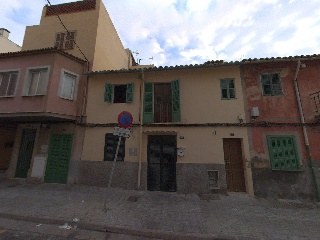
[{"left": 0, "top": 28, "right": 10, "bottom": 38}]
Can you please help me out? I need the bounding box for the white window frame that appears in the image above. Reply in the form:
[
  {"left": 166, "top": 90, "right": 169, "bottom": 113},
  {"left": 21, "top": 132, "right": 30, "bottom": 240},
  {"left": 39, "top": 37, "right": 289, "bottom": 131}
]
[
  {"left": 0, "top": 69, "right": 20, "bottom": 97},
  {"left": 59, "top": 69, "right": 79, "bottom": 101},
  {"left": 23, "top": 66, "right": 50, "bottom": 96}
]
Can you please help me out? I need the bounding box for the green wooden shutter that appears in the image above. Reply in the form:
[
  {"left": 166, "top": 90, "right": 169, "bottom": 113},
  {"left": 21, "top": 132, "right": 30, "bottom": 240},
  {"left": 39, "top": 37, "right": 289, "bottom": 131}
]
[
  {"left": 143, "top": 82, "right": 154, "bottom": 123},
  {"left": 267, "top": 136, "right": 300, "bottom": 171},
  {"left": 171, "top": 79, "right": 181, "bottom": 122},
  {"left": 104, "top": 83, "right": 113, "bottom": 103},
  {"left": 126, "top": 83, "right": 134, "bottom": 103}
]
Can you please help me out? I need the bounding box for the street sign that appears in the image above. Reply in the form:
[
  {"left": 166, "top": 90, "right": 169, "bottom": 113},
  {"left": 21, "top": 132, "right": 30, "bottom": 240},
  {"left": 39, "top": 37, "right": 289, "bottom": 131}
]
[
  {"left": 109, "top": 111, "right": 133, "bottom": 188},
  {"left": 113, "top": 127, "right": 130, "bottom": 138},
  {"left": 117, "top": 111, "right": 133, "bottom": 129}
]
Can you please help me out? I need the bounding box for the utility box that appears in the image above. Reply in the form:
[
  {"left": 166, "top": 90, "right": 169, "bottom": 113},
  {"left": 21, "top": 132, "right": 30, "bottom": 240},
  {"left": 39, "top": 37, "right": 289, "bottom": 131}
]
[
  {"left": 31, "top": 156, "right": 47, "bottom": 178},
  {"left": 207, "top": 170, "right": 220, "bottom": 190},
  {"left": 251, "top": 107, "right": 260, "bottom": 118},
  {"left": 177, "top": 147, "right": 185, "bottom": 157}
]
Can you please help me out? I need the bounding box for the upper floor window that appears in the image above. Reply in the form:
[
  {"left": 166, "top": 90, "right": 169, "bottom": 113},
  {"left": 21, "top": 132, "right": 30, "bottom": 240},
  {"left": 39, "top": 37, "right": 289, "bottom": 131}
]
[
  {"left": 59, "top": 70, "right": 78, "bottom": 100},
  {"left": 0, "top": 71, "right": 18, "bottom": 97},
  {"left": 143, "top": 79, "right": 180, "bottom": 123},
  {"left": 220, "top": 78, "right": 235, "bottom": 100},
  {"left": 55, "top": 31, "right": 76, "bottom": 50},
  {"left": 261, "top": 73, "right": 283, "bottom": 96},
  {"left": 25, "top": 68, "right": 49, "bottom": 96},
  {"left": 104, "top": 83, "right": 134, "bottom": 103}
]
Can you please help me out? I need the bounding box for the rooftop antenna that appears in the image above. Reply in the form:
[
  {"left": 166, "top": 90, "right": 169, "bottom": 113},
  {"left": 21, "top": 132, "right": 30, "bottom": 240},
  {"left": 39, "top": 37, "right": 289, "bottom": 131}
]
[{"left": 132, "top": 50, "right": 139, "bottom": 63}]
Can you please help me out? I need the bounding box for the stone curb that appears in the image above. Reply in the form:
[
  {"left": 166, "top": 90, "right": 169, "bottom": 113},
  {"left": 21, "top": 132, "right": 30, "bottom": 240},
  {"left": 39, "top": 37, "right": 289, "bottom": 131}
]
[{"left": 0, "top": 212, "right": 258, "bottom": 240}]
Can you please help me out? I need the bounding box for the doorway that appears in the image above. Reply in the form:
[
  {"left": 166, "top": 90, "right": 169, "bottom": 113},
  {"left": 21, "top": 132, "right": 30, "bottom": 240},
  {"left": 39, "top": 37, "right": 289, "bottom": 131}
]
[
  {"left": 147, "top": 135, "right": 176, "bottom": 192},
  {"left": 223, "top": 138, "right": 246, "bottom": 192},
  {"left": 15, "top": 129, "right": 36, "bottom": 178},
  {"left": 44, "top": 134, "right": 73, "bottom": 184}
]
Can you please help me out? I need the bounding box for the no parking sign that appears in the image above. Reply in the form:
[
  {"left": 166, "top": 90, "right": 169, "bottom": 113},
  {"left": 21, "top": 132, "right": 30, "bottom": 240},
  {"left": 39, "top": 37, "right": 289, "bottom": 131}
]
[{"left": 117, "top": 111, "right": 133, "bottom": 129}]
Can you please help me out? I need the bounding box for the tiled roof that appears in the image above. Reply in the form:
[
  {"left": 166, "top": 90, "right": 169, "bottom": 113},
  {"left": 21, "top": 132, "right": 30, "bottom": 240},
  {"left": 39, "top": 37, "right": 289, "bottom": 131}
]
[
  {"left": 86, "top": 54, "right": 320, "bottom": 75},
  {"left": 0, "top": 47, "right": 87, "bottom": 63},
  {"left": 240, "top": 54, "right": 320, "bottom": 63},
  {"left": 45, "top": 0, "right": 96, "bottom": 16}
]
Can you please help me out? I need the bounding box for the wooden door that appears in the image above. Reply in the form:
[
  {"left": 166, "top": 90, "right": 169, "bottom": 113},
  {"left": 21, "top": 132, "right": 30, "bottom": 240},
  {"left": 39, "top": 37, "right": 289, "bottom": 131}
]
[
  {"left": 44, "top": 134, "right": 73, "bottom": 184},
  {"left": 154, "top": 83, "right": 172, "bottom": 123},
  {"left": 147, "top": 135, "right": 176, "bottom": 192},
  {"left": 15, "top": 129, "right": 36, "bottom": 178},
  {"left": 223, "top": 138, "right": 246, "bottom": 192}
]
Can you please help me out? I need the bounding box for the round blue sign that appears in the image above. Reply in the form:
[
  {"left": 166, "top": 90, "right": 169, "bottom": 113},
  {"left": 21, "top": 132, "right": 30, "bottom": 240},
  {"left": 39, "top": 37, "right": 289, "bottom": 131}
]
[{"left": 118, "top": 111, "right": 133, "bottom": 129}]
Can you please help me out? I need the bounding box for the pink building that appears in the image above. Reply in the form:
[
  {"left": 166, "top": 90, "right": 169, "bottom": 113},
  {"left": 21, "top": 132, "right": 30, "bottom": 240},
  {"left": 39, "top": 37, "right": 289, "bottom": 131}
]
[
  {"left": 0, "top": 48, "right": 86, "bottom": 184},
  {"left": 241, "top": 56, "right": 320, "bottom": 200}
]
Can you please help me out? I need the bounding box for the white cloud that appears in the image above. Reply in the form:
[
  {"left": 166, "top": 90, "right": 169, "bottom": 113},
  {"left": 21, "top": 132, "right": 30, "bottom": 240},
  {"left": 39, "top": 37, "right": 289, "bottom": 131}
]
[{"left": 1, "top": 0, "right": 320, "bottom": 66}]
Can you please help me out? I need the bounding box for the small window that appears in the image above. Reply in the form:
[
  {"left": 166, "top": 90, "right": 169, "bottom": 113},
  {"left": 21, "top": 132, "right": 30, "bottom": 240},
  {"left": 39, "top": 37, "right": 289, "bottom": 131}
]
[
  {"left": 220, "top": 78, "right": 235, "bottom": 99},
  {"left": 261, "top": 73, "right": 283, "bottom": 96},
  {"left": 104, "top": 133, "right": 125, "bottom": 161},
  {"left": 55, "top": 31, "right": 76, "bottom": 50},
  {"left": 104, "top": 83, "right": 134, "bottom": 103},
  {"left": 114, "top": 85, "right": 127, "bottom": 103},
  {"left": 0, "top": 72, "right": 18, "bottom": 97},
  {"left": 25, "top": 68, "right": 49, "bottom": 96},
  {"left": 59, "top": 70, "right": 78, "bottom": 100},
  {"left": 267, "top": 135, "right": 301, "bottom": 171}
]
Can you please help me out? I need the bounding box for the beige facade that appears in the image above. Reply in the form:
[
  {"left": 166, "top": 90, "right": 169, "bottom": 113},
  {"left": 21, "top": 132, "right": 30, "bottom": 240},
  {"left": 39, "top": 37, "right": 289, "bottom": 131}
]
[
  {"left": 81, "top": 65, "right": 254, "bottom": 196},
  {"left": 22, "top": 0, "right": 129, "bottom": 71},
  {"left": 0, "top": 28, "right": 21, "bottom": 53}
]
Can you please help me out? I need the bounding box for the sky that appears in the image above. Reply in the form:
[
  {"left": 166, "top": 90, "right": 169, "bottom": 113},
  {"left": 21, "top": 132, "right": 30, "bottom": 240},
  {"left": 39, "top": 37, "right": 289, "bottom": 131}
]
[{"left": 1, "top": 0, "right": 320, "bottom": 67}]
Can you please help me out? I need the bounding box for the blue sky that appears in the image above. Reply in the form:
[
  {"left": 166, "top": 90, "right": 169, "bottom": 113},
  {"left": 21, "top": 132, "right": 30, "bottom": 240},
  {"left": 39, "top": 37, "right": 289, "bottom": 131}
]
[{"left": 2, "top": 0, "right": 320, "bottom": 66}]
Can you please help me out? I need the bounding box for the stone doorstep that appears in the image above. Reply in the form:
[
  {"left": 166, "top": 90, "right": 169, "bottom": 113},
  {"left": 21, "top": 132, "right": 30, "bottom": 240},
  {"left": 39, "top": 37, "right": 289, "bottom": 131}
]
[{"left": 0, "top": 212, "right": 259, "bottom": 240}]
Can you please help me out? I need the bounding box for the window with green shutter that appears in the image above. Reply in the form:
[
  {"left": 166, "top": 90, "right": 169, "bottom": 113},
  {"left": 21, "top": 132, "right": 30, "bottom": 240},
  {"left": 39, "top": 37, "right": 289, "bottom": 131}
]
[
  {"left": 171, "top": 79, "right": 181, "bottom": 122},
  {"left": 143, "top": 79, "right": 181, "bottom": 123},
  {"left": 104, "top": 83, "right": 134, "bottom": 103},
  {"left": 261, "top": 73, "right": 283, "bottom": 96},
  {"left": 143, "top": 82, "right": 154, "bottom": 123},
  {"left": 220, "top": 78, "right": 235, "bottom": 100},
  {"left": 267, "top": 135, "right": 301, "bottom": 171}
]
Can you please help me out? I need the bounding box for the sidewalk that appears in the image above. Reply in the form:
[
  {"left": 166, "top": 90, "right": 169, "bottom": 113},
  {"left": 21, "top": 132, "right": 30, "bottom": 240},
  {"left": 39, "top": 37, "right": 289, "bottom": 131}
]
[{"left": 0, "top": 179, "right": 319, "bottom": 240}]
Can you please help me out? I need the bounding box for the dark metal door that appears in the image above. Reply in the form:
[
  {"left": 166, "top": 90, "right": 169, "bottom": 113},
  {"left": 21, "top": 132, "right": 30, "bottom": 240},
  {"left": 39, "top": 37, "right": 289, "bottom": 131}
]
[
  {"left": 223, "top": 138, "right": 246, "bottom": 192},
  {"left": 44, "top": 134, "right": 73, "bottom": 184},
  {"left": 147, "top": 135, "right": 176, "bottom": 192},
  {"left": 15, "top": 129, "right": 36, "bottom": 178}
]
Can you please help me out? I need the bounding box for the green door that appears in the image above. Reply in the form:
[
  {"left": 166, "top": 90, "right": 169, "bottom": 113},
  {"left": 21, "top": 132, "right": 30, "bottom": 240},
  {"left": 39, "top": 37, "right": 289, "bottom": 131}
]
[
  {"left": 44, "top": 134, "right": 73, "bottom": 184},
  {"left": 15, "top": 129, "right": 37, "bottom": 178}
]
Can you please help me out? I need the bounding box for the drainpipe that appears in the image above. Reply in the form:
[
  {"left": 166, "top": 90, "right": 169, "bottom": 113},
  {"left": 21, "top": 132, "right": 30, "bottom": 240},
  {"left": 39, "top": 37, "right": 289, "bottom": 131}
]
[
  {"left": 137, "top": 68, "right": 144, "bottom": 189},
  {"left": 293, "top": 60, "right": 320, "bottom": 202}
]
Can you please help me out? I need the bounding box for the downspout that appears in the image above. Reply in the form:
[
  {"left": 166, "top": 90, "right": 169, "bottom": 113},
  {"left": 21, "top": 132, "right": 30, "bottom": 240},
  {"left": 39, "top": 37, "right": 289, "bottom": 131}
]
[
  {"left": 81, "top": 61, "right": 90, "bottom": 122},
  {"left": 293, "top": 60, "right": 320, "bottom": 202},
  {"left": 137, "top": 68, "right": 144, "bottom": 189}
]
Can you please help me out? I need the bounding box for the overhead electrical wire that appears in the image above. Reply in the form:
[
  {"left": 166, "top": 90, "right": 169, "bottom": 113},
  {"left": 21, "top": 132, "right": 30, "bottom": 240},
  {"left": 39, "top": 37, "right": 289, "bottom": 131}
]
[{"left": 45, "top": 0, "right": 89, "bottom": 62}]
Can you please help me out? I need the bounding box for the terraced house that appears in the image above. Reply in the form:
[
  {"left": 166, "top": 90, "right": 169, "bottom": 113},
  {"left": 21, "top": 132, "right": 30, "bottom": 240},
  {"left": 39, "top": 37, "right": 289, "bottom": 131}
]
[
  {"left": 80, "top": 62, "right": 254, "bottom": 196},
  {"left": 0, "top": 0, "right": 135, "bottom": 184},
  {"left": 241, "top": 56, "right": 320, "bottom": 200},
  {"left": 1, "top": 0, "right": 319, "bottom": 201}
]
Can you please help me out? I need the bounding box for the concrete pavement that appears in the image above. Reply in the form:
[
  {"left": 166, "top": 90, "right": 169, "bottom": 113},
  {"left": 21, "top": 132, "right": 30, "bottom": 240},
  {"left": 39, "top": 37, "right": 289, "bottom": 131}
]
[{"left": 0, "top": 179, "right": 319, "bottom": 240}]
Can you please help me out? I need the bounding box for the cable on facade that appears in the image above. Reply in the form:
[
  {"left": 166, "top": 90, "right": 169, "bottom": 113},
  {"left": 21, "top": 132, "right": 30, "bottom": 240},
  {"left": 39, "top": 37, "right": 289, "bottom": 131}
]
[{"left": 45, "top": 0, "right": 89, "bottom": 62}]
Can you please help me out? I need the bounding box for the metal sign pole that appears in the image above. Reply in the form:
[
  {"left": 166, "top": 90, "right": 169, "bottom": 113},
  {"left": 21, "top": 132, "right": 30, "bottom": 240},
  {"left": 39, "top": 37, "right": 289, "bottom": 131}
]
[{"left": 108, "top": 136, "right": 122, "bottom": 188}]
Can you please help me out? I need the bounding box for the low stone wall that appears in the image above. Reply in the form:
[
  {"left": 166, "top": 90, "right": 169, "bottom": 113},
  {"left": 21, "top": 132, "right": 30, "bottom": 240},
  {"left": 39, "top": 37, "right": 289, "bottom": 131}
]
[
  {"left": 252, "top": 160, "right": 320, "bottom": 200},
  {"left": 78, "top": 161, "right": 227, "bottom": 194}
]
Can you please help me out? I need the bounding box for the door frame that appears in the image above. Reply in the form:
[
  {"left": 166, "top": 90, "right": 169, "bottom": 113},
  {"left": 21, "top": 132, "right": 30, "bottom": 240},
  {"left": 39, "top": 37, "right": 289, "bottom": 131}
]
[
  {"left": 147, "top": 134, "right": 177, "bottom": 192},
  {"left": 223, "top": 138, "right": 246, "bottom": 192},
  {"left": 15, "top": 128, "right": 37, "bottom": 178}
]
